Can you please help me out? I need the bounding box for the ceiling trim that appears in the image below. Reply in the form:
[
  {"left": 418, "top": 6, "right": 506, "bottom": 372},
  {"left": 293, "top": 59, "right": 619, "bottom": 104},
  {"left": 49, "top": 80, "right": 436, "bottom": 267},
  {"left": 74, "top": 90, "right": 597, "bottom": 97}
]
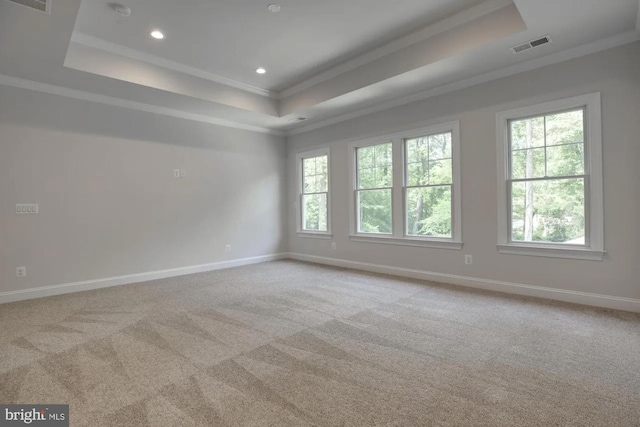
[
  {"left": 287, "top": 30, "right": 640, "bottom": 136},
  {"left": 71, "top": 32, "right": 278, "bottom": 100},
  {"left": 636, "top": 0, "right": 640, "bottom": 32},
  {"left": 0, "top": 74, "right": 285, "bottom": 137},
  {"left": 277, "top": 0, "right": 514, "bottom": 99}
]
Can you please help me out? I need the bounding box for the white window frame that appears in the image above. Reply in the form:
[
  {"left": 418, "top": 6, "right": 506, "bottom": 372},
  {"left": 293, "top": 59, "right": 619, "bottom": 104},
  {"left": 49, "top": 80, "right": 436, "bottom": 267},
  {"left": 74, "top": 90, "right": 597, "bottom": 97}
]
[
  {"left": 296, "top": 147, "right": 332, "bottom": 239},
  {"left": 496, "top": 93, "right": 604, "bottom": 261},
  {"left": 348, "top": 122, "right": 462, "bottom": 250}
]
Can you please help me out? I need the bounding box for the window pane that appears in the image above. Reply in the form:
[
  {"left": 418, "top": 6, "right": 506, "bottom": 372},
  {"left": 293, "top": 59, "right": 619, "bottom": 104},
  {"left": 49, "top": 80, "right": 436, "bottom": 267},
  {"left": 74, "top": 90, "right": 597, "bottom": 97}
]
[
  {"left": 511, "top": 178, "right": 585, "bottom": 244},
  {"left": 315, "top": 155, "right": 328, "bottom": 175},
  {"left": 302, "top": 193, "right": 327, "bottom": 232},
  {"left": 546, "top": 109, "right": 584, "bottom": 146},
  {"left": 357, "top": 145, "right": 374, "bottom": 170},
  {"left": 357, "top": 167, "right": 375, "bottom": 189},
  {"left": 511, "top": 148, "right": 545, "bottom": 179},
  {"left": 546, "top": 143, "right": 584, "bottom": 177},
  {"left": 428, "top": 159, "right": 452, "bottom": 185},
  {"left": 357, "top": 189, "right": 392, "bottom": 234},
  {"left": 303, "top": 175, "right": 317, "bottom": 193},
  {"left": 406, "top": 186, "right": 452, "bottom": 238},
  {"left": 406, "top": 132, "right": 452, "bottom": 187},
  {"left": 405, "top": 138, "right": 428, "bottom": 187},
  {"left": 302, "top": 155, "right": 328, "bottom": 193},
  {"left": 406, "top": 162, "right": 425, "bottom": 187},
  {"left": 510, "top": 117, "right": 544, "bottom": 150},
  {"left": 303, "top": 157, "right": 316, "bottom": 179},
  {"left": 428, "top": 133, "right": 451, "bottom": 160},
  {"left": 357, "top": 143, "right": 392, "bottom": 189}
]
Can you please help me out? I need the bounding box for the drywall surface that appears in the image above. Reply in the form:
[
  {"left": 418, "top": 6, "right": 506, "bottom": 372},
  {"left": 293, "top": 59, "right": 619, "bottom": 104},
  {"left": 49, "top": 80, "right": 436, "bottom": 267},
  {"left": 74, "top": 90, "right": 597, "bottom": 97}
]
[
  {"left": 0, "top": 85, "right": 287, "bottom": 293},
  {"left": 287, "top": 42, "right": 640, "bottom": 300}
]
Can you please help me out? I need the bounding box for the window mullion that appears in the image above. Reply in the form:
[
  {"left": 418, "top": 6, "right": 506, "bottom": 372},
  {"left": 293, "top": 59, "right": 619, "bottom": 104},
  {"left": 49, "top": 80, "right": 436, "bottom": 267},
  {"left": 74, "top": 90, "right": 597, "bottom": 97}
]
[{"left": 392, "top": 137, "right": 404, "bottom": 238}]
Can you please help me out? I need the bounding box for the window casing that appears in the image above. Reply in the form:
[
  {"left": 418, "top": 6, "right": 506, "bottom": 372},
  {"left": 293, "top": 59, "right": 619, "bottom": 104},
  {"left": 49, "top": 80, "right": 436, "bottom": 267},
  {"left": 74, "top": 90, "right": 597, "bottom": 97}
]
[
  {"left": 296, "top": 148, "right": 331, "bottom": 238},
  {"left": 349, "top": 122, "right": 462, "bottom": 250},
  {"left": 496, "top": 93, "right": 604, "bottom": 260}
]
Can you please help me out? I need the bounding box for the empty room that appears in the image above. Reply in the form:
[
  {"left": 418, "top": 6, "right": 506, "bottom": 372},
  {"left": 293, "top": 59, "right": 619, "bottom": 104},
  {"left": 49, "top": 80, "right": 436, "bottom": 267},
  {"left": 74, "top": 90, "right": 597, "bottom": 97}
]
[{"left": 1, "top": 0, "right": 639, "bottom": 426}]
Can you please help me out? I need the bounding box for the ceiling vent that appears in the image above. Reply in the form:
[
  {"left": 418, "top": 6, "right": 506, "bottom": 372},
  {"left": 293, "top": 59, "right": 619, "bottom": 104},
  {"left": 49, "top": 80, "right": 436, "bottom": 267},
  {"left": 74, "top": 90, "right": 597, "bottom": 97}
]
[
  {"left": 5, "top": 0, "right": 49, "bottom": 13},
  {"left": 511, "top": 36, "right": 551, "bottom": 54}
]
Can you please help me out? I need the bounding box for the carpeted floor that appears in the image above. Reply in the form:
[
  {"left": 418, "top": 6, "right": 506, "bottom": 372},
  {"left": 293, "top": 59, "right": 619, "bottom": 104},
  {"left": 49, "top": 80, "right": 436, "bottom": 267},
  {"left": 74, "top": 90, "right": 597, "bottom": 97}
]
[{"left": 0, "top": 260, "right": 639, "bottom": 426}]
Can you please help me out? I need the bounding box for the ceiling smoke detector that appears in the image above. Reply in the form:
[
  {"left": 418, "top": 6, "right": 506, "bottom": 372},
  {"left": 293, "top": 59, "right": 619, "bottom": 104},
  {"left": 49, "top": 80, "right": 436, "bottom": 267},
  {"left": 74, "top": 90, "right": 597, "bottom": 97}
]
[
  {"left": 111, "top": 3, "right": 131, "bottom": 17},
  {"left": 267, "top": 4, "right": 281, "bottom": 13}
]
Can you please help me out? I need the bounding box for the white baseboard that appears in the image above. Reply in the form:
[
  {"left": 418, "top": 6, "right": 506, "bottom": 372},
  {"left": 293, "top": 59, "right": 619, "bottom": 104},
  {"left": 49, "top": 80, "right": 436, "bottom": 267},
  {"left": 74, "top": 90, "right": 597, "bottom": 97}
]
[
  {"left": 285, "top": 253, "right": 640, "bottom": 313},
  {"left": 0, "top": 253, "right": 287, "bottom": 305}
]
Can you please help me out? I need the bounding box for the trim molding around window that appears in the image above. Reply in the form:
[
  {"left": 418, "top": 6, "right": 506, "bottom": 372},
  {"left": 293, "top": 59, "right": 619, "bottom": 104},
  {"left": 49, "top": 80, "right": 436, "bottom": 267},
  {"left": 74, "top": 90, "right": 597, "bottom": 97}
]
[
  {"left": 296, "top": 147, "right": 332, "bottom": 239},
  {"left": 347, "top": 121, "right": 463, "bottom": 250},
  {"left": 496, "top": 93, "right": 605, "bottom": 261}
]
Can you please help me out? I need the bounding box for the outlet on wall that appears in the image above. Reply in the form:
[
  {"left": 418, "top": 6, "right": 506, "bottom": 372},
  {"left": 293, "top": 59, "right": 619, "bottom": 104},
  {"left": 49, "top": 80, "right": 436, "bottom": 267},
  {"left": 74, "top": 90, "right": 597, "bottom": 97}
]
[
  {"left": 225, "top": 244, "right": 231, "bottom": 253},
  {"left": 16, "top": 266, "right": 26, "bottom": 277},
  {"left": 465, "top": 255, "right": 473, "bottom": 265},
  {"left": 331, "top": 242, "right": 336, "bottom": 250}
]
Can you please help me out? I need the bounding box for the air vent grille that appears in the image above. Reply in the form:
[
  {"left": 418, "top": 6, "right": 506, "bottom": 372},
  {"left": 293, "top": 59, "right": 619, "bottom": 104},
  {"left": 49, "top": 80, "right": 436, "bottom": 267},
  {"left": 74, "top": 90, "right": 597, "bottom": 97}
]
[
  {"left": 5, "top": 0, "right": 49, "bottom": 13},
  {"left": 511, "top": 35, "right": 551, "bottom": 54},
  {"left": 530, "top": 36, "right": 551, "bottom": 47}
]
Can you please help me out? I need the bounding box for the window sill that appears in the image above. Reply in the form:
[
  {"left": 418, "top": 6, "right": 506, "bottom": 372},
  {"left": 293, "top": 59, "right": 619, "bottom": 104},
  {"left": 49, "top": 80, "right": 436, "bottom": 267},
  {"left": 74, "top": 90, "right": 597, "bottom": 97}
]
[
  {"left": 350, "top": 234, "right": 463, "bottom": 250},
  {"left": 297, "top": 232, "right": 333, "bottom": 240},
  {"left": 497, "top": 244, "right": 605, "bottom": 261}
]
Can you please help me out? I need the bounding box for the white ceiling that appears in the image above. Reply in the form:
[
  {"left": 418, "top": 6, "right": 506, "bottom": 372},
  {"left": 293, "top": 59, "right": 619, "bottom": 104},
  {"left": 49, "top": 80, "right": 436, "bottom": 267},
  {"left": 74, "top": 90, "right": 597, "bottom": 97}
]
[
  {"left": 73, "top": 0, "right": 482, "bottom": 92},
  {"left": 0, "top": 0, "right": 638, "bottom": 135}
]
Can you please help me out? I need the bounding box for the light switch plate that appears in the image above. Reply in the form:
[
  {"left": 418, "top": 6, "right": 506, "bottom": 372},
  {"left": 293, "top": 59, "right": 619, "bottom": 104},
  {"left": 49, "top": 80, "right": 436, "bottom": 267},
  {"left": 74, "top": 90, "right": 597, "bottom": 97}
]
[{"left": 16, "top": 204, "right": 38, "bottom": 214}]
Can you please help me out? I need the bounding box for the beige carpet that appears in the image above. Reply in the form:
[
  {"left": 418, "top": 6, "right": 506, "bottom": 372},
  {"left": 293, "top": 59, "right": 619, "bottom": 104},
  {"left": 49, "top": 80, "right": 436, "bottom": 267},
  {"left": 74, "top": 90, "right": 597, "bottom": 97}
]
[{"left": 0, "top": 260, "right": 639, "bottom": 426}]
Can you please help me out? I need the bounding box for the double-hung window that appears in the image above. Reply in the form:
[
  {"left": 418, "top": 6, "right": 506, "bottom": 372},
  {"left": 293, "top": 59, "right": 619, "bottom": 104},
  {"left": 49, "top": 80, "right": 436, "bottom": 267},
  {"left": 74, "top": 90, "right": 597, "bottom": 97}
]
[
  {"left": 297, "top": 148, "right": 331, "bottom": 237},
  {"left": 349, "top": 122, "right": 462, "bottom": 249},
  {"left": 356, "top": 142, "right": 393, "bottom": 234},
  {"left": 405, "top": 132, "right": 453, "bottom": 238},
  {"left": 496, "top": 93, "right": 604, "bottom": 260}
]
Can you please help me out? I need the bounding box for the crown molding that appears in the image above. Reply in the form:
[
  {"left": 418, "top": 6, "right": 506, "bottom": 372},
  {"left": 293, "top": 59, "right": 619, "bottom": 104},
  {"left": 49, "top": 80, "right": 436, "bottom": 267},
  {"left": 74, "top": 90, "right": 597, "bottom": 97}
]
[
  {"left": 2, "top": 31, "right": 636, "bottom": 139},
  {"left": 286, "top": 30, "right": 640, "bottom": 136},
  {"left": 71, "top": 32, "right": 278, "bottom": 100},
  {"left": 636, "top": 0, "right": 640, "bottom": 33},
  {"left": 0, "top": 74, "right": 285, "bottom": 136},
  {"left": 277, "top": 0, "right": 514, "bottom": 99}
]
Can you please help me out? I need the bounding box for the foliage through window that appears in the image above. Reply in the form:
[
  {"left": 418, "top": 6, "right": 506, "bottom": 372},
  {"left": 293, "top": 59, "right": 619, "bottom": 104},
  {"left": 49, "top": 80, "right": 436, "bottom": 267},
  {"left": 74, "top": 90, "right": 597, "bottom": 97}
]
[
  {"left": 356, "top": 143, "right": 392, "bottom": 234},
  {"left": 405, "top": 132, "right": 453, "bottom": 238},
  {"left": 508, "top": 109, "right": 585, "bottom": 244},
  {"left": 301, "top": 153, "right": 329, "bottom": 232}
]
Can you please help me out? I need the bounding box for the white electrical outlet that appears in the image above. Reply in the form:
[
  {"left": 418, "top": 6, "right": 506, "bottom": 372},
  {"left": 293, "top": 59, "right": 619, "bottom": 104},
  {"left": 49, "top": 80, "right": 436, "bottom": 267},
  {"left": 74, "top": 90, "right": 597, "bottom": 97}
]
[
  {"left": 16, "top": 204, "right": 39, "bottom": 214},
  {"left": 16, "top": 266, "right": 26, "bottom": 277},
  {"left": 331, "top": 242, "right": 336, "bottom": 250},
  {"left": 465, "top": 255, "right": 473, "bottom": 265},
  {"left": 225, "top": 244, "right": 231, "bottom": 253},
  {"left": 173, "top": 169, "right": 181, "bottom": 178}
]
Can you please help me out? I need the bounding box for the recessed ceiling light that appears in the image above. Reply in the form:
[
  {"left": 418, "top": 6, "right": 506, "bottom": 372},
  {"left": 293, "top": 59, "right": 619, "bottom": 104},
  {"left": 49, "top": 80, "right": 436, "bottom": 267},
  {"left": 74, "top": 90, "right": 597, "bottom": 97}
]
[
  {"left": 150, "top": 30, "right": 164, "bottom": 40},
  {"left": 267, "top": 4, "right": 281, "bottom": 13},
  {"left": 256, "top": 67, "right": 266, "bottom": 74}
]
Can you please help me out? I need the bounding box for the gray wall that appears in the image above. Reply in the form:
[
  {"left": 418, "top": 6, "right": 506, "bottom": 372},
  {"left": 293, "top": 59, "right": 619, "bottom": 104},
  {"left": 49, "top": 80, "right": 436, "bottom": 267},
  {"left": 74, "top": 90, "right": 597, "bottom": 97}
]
[
  {"left": 287, "top": 42, "right": 640, "bottom": 300},
  {"left": 0, "top": 85, "right": 287, "bottom": 293}
]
